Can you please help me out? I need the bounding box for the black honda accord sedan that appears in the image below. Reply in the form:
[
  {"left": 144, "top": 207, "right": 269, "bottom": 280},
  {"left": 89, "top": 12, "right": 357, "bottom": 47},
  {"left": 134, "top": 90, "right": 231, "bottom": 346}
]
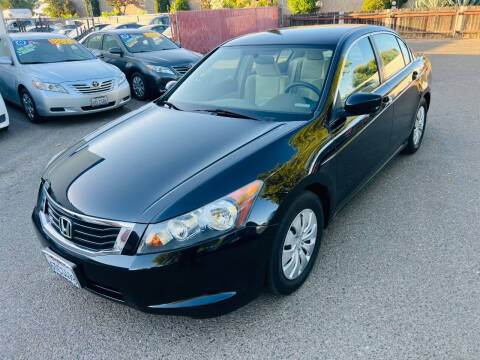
[{"left": 32, "top": 25, "right": 431, "bottom": 316}]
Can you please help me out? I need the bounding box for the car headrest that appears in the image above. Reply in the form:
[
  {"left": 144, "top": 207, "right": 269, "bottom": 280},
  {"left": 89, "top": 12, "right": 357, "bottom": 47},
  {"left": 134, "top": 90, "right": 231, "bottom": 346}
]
[{"left": 254, "top": 55, "right": 279, "bottom": 76}]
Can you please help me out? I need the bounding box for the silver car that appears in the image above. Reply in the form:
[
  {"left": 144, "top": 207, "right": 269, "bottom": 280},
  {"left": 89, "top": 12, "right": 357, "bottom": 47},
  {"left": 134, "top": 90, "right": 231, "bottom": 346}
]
[{"left": 0, "top": 33, "right": 131, "bottom": 123}]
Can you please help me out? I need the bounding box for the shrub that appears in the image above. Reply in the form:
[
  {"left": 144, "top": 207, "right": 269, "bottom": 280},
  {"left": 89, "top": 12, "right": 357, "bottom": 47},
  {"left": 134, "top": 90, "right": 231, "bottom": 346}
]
[
  {"left": 44, "top": 0, "right": 77, "bottom": 17},
  {"left": 101, "top": 10, "right": 120, "bottom": 16},
  {"left": 362, "top": 0, "right": 385, "bottom": 10},
  {"left": 170, "top": 0, "right": 189, "bottom": 11},
  {"left": 287, "top": 0, "right": 316, "bottom": 15},
  {"left": 155, "top": 0, "right": 170, "bottom": 12}
]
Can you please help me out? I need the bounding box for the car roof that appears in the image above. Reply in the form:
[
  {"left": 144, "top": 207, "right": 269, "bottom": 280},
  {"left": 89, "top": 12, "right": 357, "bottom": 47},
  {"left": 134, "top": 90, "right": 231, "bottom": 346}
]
[
  {"left": 6, "top": 32, "right": 68, "bottom": 40},
  {"left": 224, "top": 25, "right": 393, "bottom": 47},
  {"left": 103, "top": 29, "right": 150, "bottom": 34}
]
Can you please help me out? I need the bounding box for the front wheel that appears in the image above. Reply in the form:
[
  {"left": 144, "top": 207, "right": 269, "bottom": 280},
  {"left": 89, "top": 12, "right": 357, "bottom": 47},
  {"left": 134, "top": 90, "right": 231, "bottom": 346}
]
[
  {"left": 403, "top": 98, "right": 428, "bottom": 154},
  {"left": 268, "top": 191, "right": 324, "bottom": 295},
  {"left": 21, "top": 89, "right": 43, "bottom": 123},
  {"left": 130, "top": 72, "right": 147, "bottom": 100}
]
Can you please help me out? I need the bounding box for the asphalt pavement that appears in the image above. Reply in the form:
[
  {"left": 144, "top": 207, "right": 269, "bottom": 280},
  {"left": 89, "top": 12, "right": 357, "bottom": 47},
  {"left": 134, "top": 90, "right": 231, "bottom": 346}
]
[{"left": 1, "top": 39, "right": 479, "bottom": 359}]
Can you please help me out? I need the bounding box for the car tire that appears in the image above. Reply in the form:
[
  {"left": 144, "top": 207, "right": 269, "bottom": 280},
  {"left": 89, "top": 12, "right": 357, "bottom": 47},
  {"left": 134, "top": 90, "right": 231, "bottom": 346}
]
[
  {"left": 130, "top": 72, "right": 147, "bottom": 100},
  {"left": 20, "top": 89, "right": 43, "bottom": 123},
  {"left": 267, "top": 191, "right": 324, "bottom": 296},
  {"left": 403, "top": 98, "right": 428, "bottom": 154}
]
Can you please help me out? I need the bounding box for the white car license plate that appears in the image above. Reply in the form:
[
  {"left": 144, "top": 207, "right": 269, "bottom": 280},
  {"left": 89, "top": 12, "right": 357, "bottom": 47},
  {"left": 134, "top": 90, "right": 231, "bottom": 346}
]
[
  {"left": 91, "top": 96, "right": 108, "bottom": 107},
  {"left": 42, "top": 249, "right": 81, "bottom": 288}
]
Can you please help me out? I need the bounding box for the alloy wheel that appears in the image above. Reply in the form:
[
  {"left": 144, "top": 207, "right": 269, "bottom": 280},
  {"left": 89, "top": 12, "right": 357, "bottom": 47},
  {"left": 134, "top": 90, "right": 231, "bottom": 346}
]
[
  {"left": 413, "top": 106, "right": 425, "bottom": 146},
  {"left": 132, "top": 75, "right": 145, "bottom": 98},
  {"left": 22, "top": 92, "right": 35, "bottom": 120},
  {"left": 282, "top": 209, "right": 317, "bottom": 280}
]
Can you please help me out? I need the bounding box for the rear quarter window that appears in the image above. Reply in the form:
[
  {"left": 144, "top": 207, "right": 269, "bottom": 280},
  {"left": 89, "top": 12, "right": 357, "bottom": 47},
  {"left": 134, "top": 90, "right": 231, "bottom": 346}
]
[{"left": 372, "top": 33, "right": 405, "bottom": 80}]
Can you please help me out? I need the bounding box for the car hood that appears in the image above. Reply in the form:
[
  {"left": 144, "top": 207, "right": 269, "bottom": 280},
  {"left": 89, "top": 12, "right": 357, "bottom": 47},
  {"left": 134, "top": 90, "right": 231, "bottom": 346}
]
[
  {"left": 134, "top": 48, "right": 200, "bottom": 65},
  {"left": 43, "top": 103, "right": 283, "bottom": 223},
  {"left": 24, "top": 59, "right": 119, "bottom": 83}
]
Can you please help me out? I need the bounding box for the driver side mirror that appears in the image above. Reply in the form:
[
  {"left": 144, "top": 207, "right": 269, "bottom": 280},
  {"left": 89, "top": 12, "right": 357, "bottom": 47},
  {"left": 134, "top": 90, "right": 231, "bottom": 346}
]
[
  {"left": 0, "top": 57, "right": 13, "bottom": 65},
  {"left": 165, "top": 80, "right": 177, "bottom": 91},
  {"left": 344, "top": 92, "right": 382, "bottom": 116},
  {"left": 109, "top": 47, "right": 123, "bottom": 56}
]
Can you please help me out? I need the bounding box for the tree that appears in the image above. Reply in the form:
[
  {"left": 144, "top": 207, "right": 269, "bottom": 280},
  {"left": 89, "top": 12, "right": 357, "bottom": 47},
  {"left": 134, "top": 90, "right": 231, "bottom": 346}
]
[
  {"left": 287, "top": 0, "right": 316, "bottom": 15},
  {"left": 106, "top": 0, "right": 141, "bottom": 15},
  {"left": 0, "top": 0, "right": 37, "bottom": 9},
  {"left": 362, "top": 0, "right": 385, "bottom": 10},
  {"left": 155, "top": 0, "right": 169, "bottom": 12},
  {"left": 43, "top": 0, "right": 77, "bottom": 17}
]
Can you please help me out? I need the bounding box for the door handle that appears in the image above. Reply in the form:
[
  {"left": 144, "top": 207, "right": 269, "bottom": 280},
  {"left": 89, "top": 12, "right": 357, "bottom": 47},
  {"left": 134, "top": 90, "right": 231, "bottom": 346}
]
[{"left": 412, "top": 71, "right": 418, "bottom": 80}]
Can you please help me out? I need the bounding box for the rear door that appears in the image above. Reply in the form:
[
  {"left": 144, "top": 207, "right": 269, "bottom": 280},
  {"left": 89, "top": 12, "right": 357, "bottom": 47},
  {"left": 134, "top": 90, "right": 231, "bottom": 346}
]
[
  {"left": 333, "top": 36, "right": 394, "bottom": 205},
  {"left": 371, "top": 33, "right": 420, "bottom": 151},
  {"left": 0, "top": 37, "right": 17, "bottom": 101}
]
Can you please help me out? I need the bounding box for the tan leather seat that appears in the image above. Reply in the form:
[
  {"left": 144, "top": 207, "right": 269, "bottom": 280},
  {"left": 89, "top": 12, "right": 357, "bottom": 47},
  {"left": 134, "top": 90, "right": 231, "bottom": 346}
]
[{"left": 245, "top": 55, "right": 288, "bottom": 105}]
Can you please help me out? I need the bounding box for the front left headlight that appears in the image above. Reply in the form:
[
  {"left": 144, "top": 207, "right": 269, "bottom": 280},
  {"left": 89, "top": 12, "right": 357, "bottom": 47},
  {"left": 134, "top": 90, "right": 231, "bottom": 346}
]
[
  {"left": 117, "top": 72, "right": 126, "bottom": 85},
  {"left": 33, "top": 81, "right": 68, "bottom": 94},
  {"left": 137, "top": 180, "right": 263, "bottom": 254},
  {"left": 146, "top": 64, "right": 175, "bottom": 75}
]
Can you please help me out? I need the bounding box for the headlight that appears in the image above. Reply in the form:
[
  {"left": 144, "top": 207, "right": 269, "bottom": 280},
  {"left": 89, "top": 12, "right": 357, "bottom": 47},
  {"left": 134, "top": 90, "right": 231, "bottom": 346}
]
[
  {"left": 146, "top": 65, "right": 174, "bottom": 75},
  {"left": 32, "top": 81, "right": 68, "bottom": 93},
  {"left": 137, "top": 180, "right": 263, "bottom": 254},
  {"left": 117, "top": 72, "right": 126, "bottom": 85}
]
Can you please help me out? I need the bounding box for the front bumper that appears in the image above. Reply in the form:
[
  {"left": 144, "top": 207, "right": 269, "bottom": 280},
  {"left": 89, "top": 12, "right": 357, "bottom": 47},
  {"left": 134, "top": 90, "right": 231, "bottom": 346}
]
[
  {"left": 32, "top": 82, "right": 131, "bottom": 117},
  {"left": 145, "top": 71, "right": 178, "bottom": 95},
  {"left": 32, "top": 206, "right": 275, "bottom": 316}
]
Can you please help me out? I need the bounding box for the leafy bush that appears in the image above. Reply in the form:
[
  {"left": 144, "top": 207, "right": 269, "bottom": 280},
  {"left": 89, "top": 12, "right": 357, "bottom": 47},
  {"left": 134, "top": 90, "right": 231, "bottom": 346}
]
[
  {"left": 155, "top": 0, "right": 170, "bottom": 12},
  {"left": 287, "top": 0, "right": 316, "bottom": 15},
  {"left": 101, "top": 10, "right": 120, "bottom": 16},
  {"left": 89, "top": 0, "right": 101, "bottom": 16},
  {"left": 256, "top": 0, "right": 277, "bottom": 6},
  {"left": 362, "top": 0, "right": 385, "bottom": 10},
  {"left": 170, "top": 0, "right": 189, "bottom": 12}
]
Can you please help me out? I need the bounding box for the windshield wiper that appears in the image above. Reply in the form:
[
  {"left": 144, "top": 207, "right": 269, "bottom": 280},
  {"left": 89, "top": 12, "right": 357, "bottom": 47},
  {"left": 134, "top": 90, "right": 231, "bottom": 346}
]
[
  {"left": 157, "top": 99, "right": 182, "bottom": 110},
  {"left": 191, "top": 109, "right": 258, "bottom": 120}
]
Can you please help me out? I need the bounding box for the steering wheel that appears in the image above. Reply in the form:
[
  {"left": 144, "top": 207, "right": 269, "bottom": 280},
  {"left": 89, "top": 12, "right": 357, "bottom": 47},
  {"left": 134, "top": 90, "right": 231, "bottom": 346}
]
[{"left": 285, "top": 81, "right": 322, "bottom": 98}]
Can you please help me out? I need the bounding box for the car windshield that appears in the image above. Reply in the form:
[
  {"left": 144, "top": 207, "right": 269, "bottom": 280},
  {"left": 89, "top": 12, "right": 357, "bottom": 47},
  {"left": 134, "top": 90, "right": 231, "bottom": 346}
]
[
  {"left": 12, "top": 38, "right": 94, "bottom": 64},
  {"left": 118, "top": 32, "right": 178, "bottom": 53},
  {"left": 167, "top": 45, "right": 334, "bottom": 121}
]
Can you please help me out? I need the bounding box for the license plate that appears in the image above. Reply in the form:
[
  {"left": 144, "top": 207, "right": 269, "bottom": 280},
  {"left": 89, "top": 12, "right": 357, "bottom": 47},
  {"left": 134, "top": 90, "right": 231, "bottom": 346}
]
[
  {"left": 91, "top": 96, "right": 108, "bottom": 107},
  {"left": 42, "top": 249, "right": 81, "bottom": 288}
]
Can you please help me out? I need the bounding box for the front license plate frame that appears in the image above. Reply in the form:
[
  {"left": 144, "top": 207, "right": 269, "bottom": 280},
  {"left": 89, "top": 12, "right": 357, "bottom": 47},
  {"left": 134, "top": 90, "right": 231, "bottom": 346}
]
[
  {"left": 42, "top": 248, "right": 82, "bottom": 288},
  {"left": 91, "top": 96, "right": 108, "bottom": 108}
]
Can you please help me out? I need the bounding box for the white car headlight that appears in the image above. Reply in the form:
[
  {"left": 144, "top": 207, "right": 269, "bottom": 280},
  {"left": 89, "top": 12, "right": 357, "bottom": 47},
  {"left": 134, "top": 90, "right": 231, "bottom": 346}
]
[
  {"left": 137, "top": 180, "right": 263, "bottom": 254},
  {"left": 117, "top": 72, "right": 126, "bottom": 85},
  {"left": 146, "top": 64, "right": 174, "bottom": 75},
  {"left": 33, "top": 81, "right": 68, "bottom": 93}
]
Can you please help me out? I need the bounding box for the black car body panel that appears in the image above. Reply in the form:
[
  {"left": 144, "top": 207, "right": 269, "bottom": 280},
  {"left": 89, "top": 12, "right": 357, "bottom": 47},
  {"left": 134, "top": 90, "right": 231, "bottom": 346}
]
[{"left": 34, "top": 25, "right": 431, "bottom": 315}]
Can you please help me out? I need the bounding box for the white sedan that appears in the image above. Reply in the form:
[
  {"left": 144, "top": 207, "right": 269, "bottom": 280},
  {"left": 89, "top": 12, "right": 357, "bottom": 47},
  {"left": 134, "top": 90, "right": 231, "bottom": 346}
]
[{"left": 0, "top": 93, "right": 9, "bottom": 131}]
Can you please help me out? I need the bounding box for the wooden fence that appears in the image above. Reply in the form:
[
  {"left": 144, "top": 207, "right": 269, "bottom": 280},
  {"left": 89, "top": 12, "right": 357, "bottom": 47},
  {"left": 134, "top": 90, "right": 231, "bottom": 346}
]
[{"left": 287, "top": 6, "right": 480, "bottom": 39}]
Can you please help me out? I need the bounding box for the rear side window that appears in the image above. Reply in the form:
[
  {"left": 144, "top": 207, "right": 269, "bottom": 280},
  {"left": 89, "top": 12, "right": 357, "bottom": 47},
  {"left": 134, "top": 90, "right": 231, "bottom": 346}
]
[
  {"left": 396, "top": 37, "right": 411, "bottom": 65},
  {"left": 337, "top": 37, "right": 380, "bottom": 107},
  {"left": 372, "top": 34, "right": 405, "bottom": 80},
  {"left": 0, "top": 39, "right": 12, "bottom": 59},
  {"left": 85, "top": 34, "right": 102, "bottom": 50}
]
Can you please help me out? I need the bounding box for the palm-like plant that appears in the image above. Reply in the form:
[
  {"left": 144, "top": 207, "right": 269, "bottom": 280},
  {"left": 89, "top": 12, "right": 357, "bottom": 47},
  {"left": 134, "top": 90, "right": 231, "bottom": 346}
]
[{"left": 414, "top": 0, "right": 480, "bottom": 6}]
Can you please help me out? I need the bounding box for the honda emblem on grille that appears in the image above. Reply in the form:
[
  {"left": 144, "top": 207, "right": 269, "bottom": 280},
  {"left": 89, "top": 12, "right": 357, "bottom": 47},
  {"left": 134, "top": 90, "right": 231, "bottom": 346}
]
[
  {"left": 92, "top": 81, "right": 100, "bottom": 87},
  {"left": 59, "top": 216, "right": 72, "bottom": 239}
]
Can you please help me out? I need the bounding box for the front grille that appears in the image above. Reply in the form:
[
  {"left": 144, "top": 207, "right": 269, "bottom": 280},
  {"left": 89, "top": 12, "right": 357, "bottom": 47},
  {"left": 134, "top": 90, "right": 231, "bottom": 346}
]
[
  {"left": 172, "top": 65, "right": 191, "bottom": 75},
  {"left": 46, "top": 199, "right": 121, "bottom": 251},
  {"left": 71, "top": 79, "right": 114, "bottom": 94}
]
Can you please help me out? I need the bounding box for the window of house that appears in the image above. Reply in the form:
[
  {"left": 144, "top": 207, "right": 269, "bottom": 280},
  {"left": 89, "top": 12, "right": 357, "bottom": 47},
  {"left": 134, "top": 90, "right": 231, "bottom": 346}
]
[
  {"left": 372, "top": 34, "right": 405, "bottom": 80},
  {"left": 337, "top": 37, "right": 380, "bottom": 107}
]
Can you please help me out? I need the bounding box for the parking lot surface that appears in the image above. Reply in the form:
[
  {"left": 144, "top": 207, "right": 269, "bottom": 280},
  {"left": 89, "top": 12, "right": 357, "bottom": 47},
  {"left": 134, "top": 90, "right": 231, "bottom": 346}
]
[{"left": 1, "top": 40, "right": 480, "bottom": 359}]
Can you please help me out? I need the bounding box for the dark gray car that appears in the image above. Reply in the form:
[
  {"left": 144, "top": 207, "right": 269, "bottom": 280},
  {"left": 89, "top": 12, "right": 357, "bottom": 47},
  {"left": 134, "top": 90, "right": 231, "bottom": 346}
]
[{"left": 81, "top": 29, "right": 201, "bottom": 99}]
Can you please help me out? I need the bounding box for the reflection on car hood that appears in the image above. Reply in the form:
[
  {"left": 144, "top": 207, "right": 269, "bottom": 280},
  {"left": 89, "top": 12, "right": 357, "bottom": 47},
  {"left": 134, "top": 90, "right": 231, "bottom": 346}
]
[
  {"left": 23, "top": 59, "right": 119, "bottom": 82},
  {"left": 43, "top": 104, "right": 283, "bottom": 223},
  {"left": 134, "top": 48, "right": 200, "bottom": 65}
]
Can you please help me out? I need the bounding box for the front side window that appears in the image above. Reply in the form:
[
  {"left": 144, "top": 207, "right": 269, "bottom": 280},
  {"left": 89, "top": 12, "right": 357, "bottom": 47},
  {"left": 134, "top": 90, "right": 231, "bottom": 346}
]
[
  {"left": 167, "top": 45, "right": 334, "bottom": 121},
  {"left": 118, "top": 32, "right": 178, "bottom": 53},
  {"left": 0, "top": 39, "right": 12, "bottom": 59},
  {"left": 85, "top": 34, "right": 102, "bottom": 50},
  {"left": 12, "top": 38, "right": 94, "bottom": 64},
  {"left": 102, "top": 35, "right": 120, "bottom": 51},
  {"left": 372, "top": 34, "right": 405, "bottom": 80},
  {"left": 337, "top": 37, "right": 380, "bottom": 107}
]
